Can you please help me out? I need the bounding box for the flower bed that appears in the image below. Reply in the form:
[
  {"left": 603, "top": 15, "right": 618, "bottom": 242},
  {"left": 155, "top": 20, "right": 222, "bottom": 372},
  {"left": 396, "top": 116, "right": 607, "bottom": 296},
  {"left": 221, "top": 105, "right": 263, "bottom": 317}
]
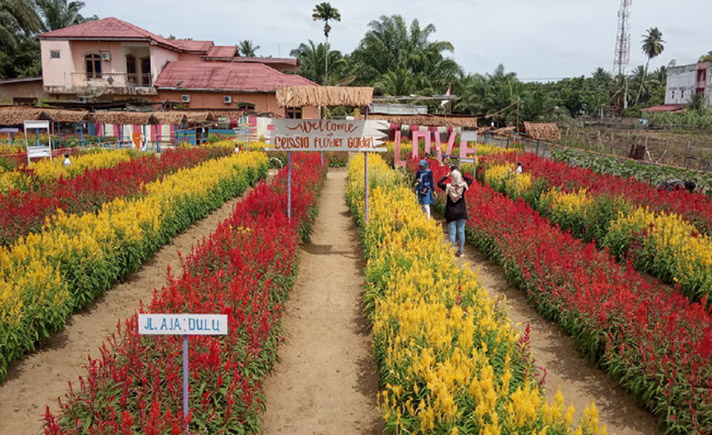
[
  {"left": 481, "top": 152, "right": 712, "bottom": 235},
  {"left": 42, "top": 153, "right": 325, "bottom": 433},
  {"left": 458, "top": 178, "right": 712, "bottom": 433},
  {"left": 0, "top": 152, "right": 268, "bottom": 381},
  {"left": 0, "top": 145, "right": 233, "bottom": 247},
  {"left": 346, "top": 154, "right": 603, "bottom": 434},
  {"left": 478, "top": 156, "right": 712, "bottom": 304}
]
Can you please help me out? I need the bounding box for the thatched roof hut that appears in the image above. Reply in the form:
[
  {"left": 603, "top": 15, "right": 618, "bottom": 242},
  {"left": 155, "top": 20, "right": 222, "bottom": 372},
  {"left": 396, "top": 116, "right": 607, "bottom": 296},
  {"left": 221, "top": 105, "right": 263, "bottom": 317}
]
[
  {"left": 493, "top": 126, "right": 516, "bottom": 136},
  {"left": 151, "top": 111, "right": 187, "bottom": 125},
  {"left": 369, "top": 114, "right": 478, "bottom": 128},
  {"left": 0, "top": 106, "right": 43, "bottom": 125},
  {"left": 40, "top": 109, "right": 88, "bottom": 123},
  {"left": 89, "top": 111, "right": 154, "bottom": 125},
  {"left": 182, "top": 112, "right": 212, "bottom": 123},
  {"left": 276, "top": 86, "right": 374, "bottom": 108},
  {"left": 524, "top": 122, "right": 561, "bottom": 141}
]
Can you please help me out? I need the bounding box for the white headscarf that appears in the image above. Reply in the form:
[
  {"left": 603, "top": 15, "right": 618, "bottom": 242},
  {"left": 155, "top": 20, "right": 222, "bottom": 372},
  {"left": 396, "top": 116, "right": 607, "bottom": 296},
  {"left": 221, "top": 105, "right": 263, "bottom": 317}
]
[{"left": 446, "top": 169, "right": 467, "bottom": 202}]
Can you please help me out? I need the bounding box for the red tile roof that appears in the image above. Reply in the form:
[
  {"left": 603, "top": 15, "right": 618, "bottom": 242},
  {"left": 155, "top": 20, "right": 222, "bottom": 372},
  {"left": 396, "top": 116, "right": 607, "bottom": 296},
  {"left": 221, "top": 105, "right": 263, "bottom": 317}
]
[
  {"left": 641, "top": 104, "right": 686, "bottom": 113},
  {"left": 205, "top": 45, "right": 238, "bottom": 58},
  {"left": 233, "top": 57, "right": 299, "bottom": 67},
  {"left": 38, "top": 17, "right": 204, "bottom": 53},
  {"left": 154, "top": 61, "right": 316, "bottom": 92},
  {"left": 172, "top": 40, "right": 214, "bottom": 53}
]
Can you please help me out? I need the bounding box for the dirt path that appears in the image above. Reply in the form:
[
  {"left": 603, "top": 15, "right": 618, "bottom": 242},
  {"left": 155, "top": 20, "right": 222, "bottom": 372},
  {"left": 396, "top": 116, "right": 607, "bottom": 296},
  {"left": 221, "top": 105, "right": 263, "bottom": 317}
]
[
  {"left": 0, "top": 171, "right": 276, "bottom": 435},
  {"left": 261, "top": 169, "right": 383, "bottom": 435},
  {"left": 445, "top": 222, "right": 661, "bottom": 435}
]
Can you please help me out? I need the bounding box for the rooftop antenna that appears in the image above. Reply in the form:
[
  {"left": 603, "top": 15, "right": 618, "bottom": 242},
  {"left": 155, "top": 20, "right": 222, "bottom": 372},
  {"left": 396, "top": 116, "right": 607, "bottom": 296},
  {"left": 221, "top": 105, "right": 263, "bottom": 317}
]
[{"left": 613, "top": 0, "right": 632, "bottom": 76}]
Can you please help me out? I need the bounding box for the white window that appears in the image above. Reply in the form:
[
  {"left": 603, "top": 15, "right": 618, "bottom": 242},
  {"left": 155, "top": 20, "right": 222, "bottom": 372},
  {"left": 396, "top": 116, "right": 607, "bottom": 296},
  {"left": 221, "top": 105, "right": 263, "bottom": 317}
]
[
  {"left": 681, "top": 90, "right": 685, "bottom": 99},
  {"left": 50, "top": 50, "right": 60, "bottom": 59},
  {"left": 672, "top": 90, "right": 676, "bottom": 100}
]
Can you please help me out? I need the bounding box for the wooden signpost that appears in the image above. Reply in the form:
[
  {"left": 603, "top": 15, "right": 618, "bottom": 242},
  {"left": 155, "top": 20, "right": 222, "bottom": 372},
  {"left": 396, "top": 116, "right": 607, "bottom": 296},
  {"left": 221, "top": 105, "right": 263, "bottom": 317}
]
[
  {"left": 138, "top": 313, "right": 228, "bottom": 433},
  {"left": 267, "top": 119, "right": 388, "bottom": 222}
]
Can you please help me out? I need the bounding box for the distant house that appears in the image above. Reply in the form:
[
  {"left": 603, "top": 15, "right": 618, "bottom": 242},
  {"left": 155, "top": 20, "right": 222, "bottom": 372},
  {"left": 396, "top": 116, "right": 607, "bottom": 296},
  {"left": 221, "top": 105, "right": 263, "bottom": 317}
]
[
  {"left": 35, "top": 17, "right": 318, "bottom": 117},
  {"left": 665, "top": 61, "right": 711, "bottom": 107}
]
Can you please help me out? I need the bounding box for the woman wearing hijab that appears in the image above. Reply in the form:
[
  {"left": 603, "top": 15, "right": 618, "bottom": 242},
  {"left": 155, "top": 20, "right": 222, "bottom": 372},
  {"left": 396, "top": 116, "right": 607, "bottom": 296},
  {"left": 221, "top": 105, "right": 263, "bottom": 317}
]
[
  {"left": 414, "top": 159, "right": 434, "bottom": 219},
  {"left": 438, "top": 166, "right": 473, "bottom": 257}
]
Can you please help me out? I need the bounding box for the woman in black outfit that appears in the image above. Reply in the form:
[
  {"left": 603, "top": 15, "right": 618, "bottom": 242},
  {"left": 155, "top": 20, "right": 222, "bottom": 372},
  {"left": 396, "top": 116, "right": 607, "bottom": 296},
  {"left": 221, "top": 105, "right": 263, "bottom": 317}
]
[{"left": 437, "top": 166, "right": 473, "bottom": 257}]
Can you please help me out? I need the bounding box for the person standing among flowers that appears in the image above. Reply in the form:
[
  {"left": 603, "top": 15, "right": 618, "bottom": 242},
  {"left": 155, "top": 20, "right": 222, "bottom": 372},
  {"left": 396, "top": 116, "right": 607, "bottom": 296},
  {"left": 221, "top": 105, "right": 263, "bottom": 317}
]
[
  {"left": 438, "top": 165, "right": 473, "bottom": 257},
  {"left": 413, "top": 159, "right": 434, "bottom": 220}
]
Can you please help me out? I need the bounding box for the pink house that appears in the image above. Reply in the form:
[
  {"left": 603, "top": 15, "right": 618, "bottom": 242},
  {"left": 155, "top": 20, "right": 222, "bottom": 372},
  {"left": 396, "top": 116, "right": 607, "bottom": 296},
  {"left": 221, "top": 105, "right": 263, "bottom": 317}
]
[{"left": 38, "top": 17, "right": 318, "bottom": 118}]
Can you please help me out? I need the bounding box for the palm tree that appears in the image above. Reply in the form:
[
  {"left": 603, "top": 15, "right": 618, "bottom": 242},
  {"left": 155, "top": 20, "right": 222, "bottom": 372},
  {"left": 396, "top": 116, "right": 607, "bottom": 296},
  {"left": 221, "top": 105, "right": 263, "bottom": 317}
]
[
  {"left": 35, "top": 0, "right": 95, "bottom": 31},
  {"left": 351, "top": 15, "right": 460, "bottom": 94},
  {"left": 312, "top": 2, "right": 340, "bottom": 84},
  {"left": 0, "top": 0, "right": 41, "bottom": 50},
  {"left": 635, "top": 27, "right": 665, "bottom": 105},
  {"left": 238, "top": 40, "right": 260, "bottom": 57},
  {"left": 290, "top": 40, "right": 346, "bottom": 84}
]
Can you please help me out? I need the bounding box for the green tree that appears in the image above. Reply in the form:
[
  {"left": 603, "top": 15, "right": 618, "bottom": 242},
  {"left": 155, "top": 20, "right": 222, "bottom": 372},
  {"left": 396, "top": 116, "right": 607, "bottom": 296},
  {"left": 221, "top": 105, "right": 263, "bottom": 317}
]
[
  {"left": 351, "top": 15, "right": 460, "bottom": 94},
  {"left": 290, "top": 40, "right": 346, "bottom": 85},
  {"left": 35, "top": 0, "right": 95, "bottom": 31},
  {"left": 311, "top": 2, "right": 340, "bottom": 84},
  {"left": 635, "top": 27, "right": 665, "bottom": 105},
  {"left": 237, "top": 40, "right": 260, "bottom": 57},
  {"left": 699, "top": 51, "right": 712, "bottom": 62},
  {"left": 0, "top": 0, "right": 42, "bottom": 78},
  {"left": 0, "top": 0, "right": 41, "bottom": 50}
]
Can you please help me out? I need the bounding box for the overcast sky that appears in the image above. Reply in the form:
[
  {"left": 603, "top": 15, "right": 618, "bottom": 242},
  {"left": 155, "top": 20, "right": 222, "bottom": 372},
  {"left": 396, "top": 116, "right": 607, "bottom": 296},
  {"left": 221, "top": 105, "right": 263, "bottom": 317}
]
[{"left": 84, "top": 0, "right": 712, "bottom": 81}]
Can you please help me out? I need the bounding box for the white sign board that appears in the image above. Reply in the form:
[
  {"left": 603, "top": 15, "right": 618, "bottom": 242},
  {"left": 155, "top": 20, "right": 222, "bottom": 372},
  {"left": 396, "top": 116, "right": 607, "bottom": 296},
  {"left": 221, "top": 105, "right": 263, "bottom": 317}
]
[
  {"left": 267, "top": 119, "right": 388, "bottom": 152},
  {"left": 24, "top": 120, "right": 50, "bottom": 130},
  {"left": 461, "top": 131, "right": 477, "bottom": 142},
  {"left": 138, "top": 314, "right": 228, "bottom": 335}
]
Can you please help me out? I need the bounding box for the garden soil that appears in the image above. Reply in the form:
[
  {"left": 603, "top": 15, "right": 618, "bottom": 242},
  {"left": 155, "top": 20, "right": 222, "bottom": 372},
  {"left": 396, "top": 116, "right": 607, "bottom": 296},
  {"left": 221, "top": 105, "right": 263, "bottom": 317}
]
[
  {"left": 0, "top": 170, "right": 278, "bottom": 435},
  {"left": 448, "top": 222, "right": 662, "bottom": 435},
  {"left": 261, "top": 169, "right": 383, "bottom": 435}
]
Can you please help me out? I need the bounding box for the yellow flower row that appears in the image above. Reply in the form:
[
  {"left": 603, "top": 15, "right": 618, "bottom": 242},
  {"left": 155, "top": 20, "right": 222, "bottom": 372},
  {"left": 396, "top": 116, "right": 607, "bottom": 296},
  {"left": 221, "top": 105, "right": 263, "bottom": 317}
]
[
  {"left": 0, "top": 148, "right": 140, "bottom": 193},
  {"left": 483, "top": 163, "right": 533, "bottom": 199},
  {"left": 346, "top": 154, "right": 604, "bottom": 434},
  {"left": 605, "top": 206, "right": 712, "bottom": 301},
  {"left": 0, "top": 151, "right": 268, "bottom": 380},
  {"left": 530, "top": 183, "right": 712, "bottom": 302},
  {"left": 30, "top": 148, "right": 138, "bottom": 181}
]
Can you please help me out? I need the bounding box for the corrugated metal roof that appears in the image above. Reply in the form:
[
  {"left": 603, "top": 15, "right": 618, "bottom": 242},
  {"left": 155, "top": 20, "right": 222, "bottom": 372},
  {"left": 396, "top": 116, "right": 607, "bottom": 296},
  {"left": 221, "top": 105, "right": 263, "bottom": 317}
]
[{"left": 154, "top": 61, "right": 315, "bottom": 92}]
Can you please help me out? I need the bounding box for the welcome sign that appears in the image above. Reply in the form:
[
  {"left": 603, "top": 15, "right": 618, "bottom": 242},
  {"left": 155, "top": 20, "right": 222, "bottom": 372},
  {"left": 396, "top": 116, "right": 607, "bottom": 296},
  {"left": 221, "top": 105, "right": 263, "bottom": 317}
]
[{"left": 268, "top": 119, "right": 388, "bottom": 152}]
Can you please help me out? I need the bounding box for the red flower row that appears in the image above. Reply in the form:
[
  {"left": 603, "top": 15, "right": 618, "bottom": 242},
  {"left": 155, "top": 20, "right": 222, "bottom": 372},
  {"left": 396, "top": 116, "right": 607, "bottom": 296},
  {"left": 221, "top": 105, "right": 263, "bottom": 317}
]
[
  {"left": 43, "top": 154, "right": 326, "bottom": 434},
  {"left": 0, "top": 146, "right": 231, "bottom": 246},
  {"left": 461, "top": 179, "right": 712, "bottom": 433},
  {"left": 481, "top": 152, "right": 712, "bottom": 235}
]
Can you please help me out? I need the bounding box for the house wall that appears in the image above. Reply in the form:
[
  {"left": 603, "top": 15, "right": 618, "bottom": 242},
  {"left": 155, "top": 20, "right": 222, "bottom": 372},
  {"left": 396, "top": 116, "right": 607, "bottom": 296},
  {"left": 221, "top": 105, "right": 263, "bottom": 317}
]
[
  {"left": 40, "top": 40, "right": 73, "bottom": 88},
  {"left": 151, "top": 46, "right": 180, "bottom": 82},
  {"left": 666, "top": 62, "right": 712, "bottom": 107},
  {"left": 0, "top": 80, "right": 50, "bottom": 105},
  {"left": 156, "top": 90, "right": 318, "bottom": 118}
]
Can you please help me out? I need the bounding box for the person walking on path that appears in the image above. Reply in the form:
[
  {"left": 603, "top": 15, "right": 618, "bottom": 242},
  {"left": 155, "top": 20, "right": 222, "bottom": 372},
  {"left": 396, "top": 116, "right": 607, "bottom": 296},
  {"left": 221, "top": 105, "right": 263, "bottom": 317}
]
[
  {"left": 414, "top": 159, "right": 434, "bottom": 220},
  {"left": 438, "top": 166, "right": 473, "bottom": 257}
]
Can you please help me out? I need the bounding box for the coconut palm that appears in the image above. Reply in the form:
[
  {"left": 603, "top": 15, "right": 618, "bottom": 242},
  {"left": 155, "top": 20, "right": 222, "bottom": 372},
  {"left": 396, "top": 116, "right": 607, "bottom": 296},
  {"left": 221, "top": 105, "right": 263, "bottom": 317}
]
[
  {"left": 35, "top": 0, "right": 95, "bottom": 31},
  {"left": 312, "top": 2, "right": 340, "bottom": 84},
  {"left": 237, "top": 40, "right": 260, "bottom": 57},
  {"left": 351, "top": 15, "right": 460, "bottom": 94},
  {"left": 635, "top": 27, "right": 665, "bottom": 105},
  {"left": 0, "top": 0, "right": 41, "bottom": 50},
  {"left": 290, "top": 40, "right": 346, "bottom": 85}
]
